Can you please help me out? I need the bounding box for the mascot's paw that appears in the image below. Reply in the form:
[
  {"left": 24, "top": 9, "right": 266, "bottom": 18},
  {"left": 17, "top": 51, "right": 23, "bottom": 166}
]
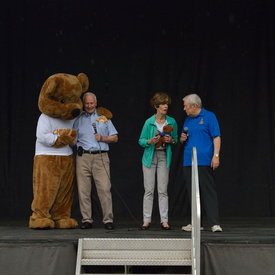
[
  {"left": 54, "top": 218, "right": 78, "bottom": 229},
  {"left": 54, "top": 129, "right": 77, "bottom": 148},
  {"left": 29, "top": 217, "right": 55, "bottom": 229},
  {"left": 97, "top": 107, "right": 113, "bottom": 119}
]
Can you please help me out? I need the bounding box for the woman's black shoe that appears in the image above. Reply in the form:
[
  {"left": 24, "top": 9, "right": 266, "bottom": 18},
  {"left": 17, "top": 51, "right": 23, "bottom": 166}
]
[
  {"left": 161, "top": 223, "right": 171, "bottom": 230},
  {"left": 140, "top": 224, "right": 150, "bottom": 230}
]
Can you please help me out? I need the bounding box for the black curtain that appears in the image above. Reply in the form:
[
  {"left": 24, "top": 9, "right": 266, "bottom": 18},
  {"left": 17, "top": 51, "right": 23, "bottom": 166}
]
[{"left": 1, "top": 0, "right": 275, "bottom": 220}]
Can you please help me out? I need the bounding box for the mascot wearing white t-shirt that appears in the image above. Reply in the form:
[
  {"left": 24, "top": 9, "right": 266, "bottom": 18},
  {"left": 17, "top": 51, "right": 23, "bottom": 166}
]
[{"left": 29, "top": 73, "right": 89, "bottom": 229}]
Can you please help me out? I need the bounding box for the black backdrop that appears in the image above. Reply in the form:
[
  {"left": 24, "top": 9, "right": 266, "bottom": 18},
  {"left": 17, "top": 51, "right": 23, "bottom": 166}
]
[{"left": 1, "top": 1, "right": 275, "bottom": 221}]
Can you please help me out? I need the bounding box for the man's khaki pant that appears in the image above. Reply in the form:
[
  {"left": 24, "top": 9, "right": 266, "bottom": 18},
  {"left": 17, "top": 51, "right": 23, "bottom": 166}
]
[{"left": 76, "top": 152, "right": 113, "bottom": 224}]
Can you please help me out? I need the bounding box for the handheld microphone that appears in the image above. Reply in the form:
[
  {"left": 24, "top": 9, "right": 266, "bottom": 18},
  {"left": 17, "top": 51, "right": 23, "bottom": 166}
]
[
  {"left": 92, "top": 122, "right": 101, "bottom": 153},
  {"left": 184, "top": 127, "right": 188, "bottom": 134},
  {"left": 183, "top": 127, "right": 188, "bottom": 146},
  {"left": 92, "top": 122, "right": 97, "bottom": 134}
]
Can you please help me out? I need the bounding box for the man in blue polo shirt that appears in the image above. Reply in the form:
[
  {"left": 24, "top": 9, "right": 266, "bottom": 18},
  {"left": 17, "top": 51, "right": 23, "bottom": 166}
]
[{"left": 180, "top": 94, "right": 222, "bottom": 232}]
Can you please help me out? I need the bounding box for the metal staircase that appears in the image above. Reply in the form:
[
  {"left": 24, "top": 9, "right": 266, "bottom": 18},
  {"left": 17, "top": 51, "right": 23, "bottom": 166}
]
[{"left": 75, "top": 237, "right": 192, "bottom": 275}]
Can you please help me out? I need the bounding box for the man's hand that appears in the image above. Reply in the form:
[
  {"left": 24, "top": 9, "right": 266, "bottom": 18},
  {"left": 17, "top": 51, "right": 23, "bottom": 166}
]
[
  {"left": 94, "top": 133, "right": 102, "bottom": 142},
  {"left": 180, "top": 133, "right": 188, "bottom": 144},
  {"left": 211, "top": 157, "right": 220, "bottom": 170},
  {"left": 94, "top": 134, "right": 118, "bottom": 143}
]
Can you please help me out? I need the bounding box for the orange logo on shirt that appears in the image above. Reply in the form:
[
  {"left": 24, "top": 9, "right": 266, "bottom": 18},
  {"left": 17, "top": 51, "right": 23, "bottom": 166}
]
[{"left": 199, "top": 119, "right": 204, "bottom": 124}]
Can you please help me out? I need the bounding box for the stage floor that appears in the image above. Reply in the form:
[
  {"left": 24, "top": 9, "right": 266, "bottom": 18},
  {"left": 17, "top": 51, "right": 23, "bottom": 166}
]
[
  {"left": 1, "top": 217, "right": 275, "bottom": 275},
  {"left": 1, "top": 217, "right": 275, "bottom": 244}
]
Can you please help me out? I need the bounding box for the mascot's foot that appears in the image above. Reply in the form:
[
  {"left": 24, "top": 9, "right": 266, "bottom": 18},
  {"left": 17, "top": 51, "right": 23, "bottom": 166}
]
[
  {"left": 54, "top": 218, "right": 78, "bottom": 229},
  {"left": 29, "top": 217, "right": 55, "bottom": 229}
]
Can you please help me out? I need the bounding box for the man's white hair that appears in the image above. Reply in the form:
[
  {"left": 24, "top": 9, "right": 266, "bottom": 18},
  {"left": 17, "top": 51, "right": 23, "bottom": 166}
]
[
  {"left": 83, "top": 92, "right": 97, "bottom": 102},
  {"left": 183, "top": 93, "right": 202, "bottom": 108}
]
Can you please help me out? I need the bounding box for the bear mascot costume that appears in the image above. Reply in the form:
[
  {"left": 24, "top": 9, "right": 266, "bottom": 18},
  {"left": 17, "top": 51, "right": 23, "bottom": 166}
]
[{"left": 29, "top": 72, "right": 89, "bottom": 229}]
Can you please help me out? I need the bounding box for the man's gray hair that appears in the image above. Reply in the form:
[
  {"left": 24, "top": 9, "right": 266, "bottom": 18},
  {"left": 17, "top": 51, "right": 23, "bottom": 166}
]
[
  {"left": 83, "top": 92, "right": 97, "bottom": 102},
  {"left": 183, "top": 93, "right": 202, "bottom": 108}
]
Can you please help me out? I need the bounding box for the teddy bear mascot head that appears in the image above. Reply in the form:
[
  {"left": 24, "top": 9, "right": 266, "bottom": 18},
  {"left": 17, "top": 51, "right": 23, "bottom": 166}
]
[{"left": 29, "top": 73, "right": 89, "bottom": 229}]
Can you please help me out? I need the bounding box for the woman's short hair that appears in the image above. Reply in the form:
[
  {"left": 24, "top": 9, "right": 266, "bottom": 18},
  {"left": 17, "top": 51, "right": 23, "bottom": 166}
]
[
  {"left": 183, "top": 93, "right": 202, "bottom": 108},
  {"left": 150, "top": 92, "right": 172, "bottom": 110}
]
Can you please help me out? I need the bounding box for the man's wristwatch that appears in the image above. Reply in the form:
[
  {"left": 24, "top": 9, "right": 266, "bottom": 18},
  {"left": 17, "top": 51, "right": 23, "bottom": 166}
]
[{"left": 213, "top": 154, "right": 219, "bottom": 158}]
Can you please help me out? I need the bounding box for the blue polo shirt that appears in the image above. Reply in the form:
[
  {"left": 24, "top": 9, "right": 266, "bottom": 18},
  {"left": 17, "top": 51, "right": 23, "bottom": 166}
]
[
  {"left": 73, "top": 110, "right": 118, "bottom": 151},
  {"left": 182, "top": 108, "right": 220, "bottom": 166}
]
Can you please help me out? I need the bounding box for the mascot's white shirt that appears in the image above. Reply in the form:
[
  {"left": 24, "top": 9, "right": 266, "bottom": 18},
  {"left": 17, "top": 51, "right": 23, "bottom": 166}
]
[{"left": 35, "top": 113, "right": 74, "bottom": 156}]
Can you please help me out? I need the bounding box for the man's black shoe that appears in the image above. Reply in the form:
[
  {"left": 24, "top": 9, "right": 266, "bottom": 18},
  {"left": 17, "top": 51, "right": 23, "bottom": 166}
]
[
  {"left": 104, "top": 222, "right": 114, "bottom": 230},
  {"left": 80, "top": 222, "right": 92, "bottom": 229}
]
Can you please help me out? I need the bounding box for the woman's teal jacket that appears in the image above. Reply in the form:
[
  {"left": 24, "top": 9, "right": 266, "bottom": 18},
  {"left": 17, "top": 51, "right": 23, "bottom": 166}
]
[{"left": 139, "top": 114, "right": 178, "bottom": 168}]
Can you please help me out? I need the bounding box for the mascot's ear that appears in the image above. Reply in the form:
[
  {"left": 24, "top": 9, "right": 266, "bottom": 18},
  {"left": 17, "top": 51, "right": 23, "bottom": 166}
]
[
  {"left": 77, "top": 73, "right": 89, "bottom": 93},
  {"left": 38, "top": 75, "right": 61, "bottom": 115},
  {"left": 41, "top": 75, "right": 60, "bottom": 97}
]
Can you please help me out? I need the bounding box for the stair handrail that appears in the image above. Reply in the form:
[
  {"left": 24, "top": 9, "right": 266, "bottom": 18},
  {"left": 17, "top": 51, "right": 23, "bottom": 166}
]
[{"left": 191, "top": 146, "right": 201, "bottom": 275}]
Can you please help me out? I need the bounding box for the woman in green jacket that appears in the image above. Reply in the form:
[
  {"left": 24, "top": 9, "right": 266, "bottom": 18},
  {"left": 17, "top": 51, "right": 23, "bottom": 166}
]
[{"left": 139, "top": 92, "right": 178, "bottom": 230}]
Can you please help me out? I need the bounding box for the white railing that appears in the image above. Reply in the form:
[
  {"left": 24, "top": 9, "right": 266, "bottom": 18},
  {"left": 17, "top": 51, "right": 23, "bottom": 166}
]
[{"left": 191, "top": 147, "right": 201, "bottom": 275}]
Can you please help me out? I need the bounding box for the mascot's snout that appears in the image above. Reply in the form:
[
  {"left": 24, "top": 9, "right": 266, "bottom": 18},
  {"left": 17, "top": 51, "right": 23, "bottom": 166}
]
[{"left": 72, "top": 108, "right": 81, "bottom": 118}]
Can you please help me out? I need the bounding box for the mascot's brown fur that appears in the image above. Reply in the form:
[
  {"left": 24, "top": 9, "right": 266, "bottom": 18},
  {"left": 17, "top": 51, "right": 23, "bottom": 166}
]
[{"left": 29, "top": 73, "right": 89, "bottom": 229}]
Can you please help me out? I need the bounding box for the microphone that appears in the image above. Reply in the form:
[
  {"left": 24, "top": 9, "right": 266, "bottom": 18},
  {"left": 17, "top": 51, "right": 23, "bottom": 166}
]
[
  {"left": 183, "top": 127, "right": 188, "bottom": 146},
  {"left": 92, "top": 122, "right": 101, "bottom": 153},
  {"left": 92, "top": 123, "right": 97, "bottom": 134},
  {"left": 184, "top": 127, "right": 188, "bottom": 134}
]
